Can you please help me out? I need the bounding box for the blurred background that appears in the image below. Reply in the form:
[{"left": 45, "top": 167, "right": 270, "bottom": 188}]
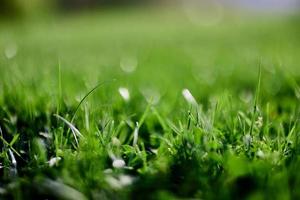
[
  {"left": 1, "top": 0, "right": 300, "bottom": 114},
  {"left": 1, "top": 0, "right": 300, "bottom": 18}
]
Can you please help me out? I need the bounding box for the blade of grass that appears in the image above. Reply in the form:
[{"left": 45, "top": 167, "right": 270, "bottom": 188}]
[
  {"left": 57, "top": 60, "right": 62, "bottom": 115},
  {"left": 54, "top": 114, "right": 83, "bottom": 147},
  {"left": 249, "top": 61, "right": 262, "bottom": 136},
  {"left": 0, "top": 135, "right": 21, "bottom": 157},
  {"left": 71, "top": 80, "right": 115, "bottom": 123}
]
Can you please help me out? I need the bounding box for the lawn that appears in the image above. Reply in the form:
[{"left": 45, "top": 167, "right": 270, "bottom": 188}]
[{"left": 0, "top": 8, "right": 300, "bottom": 199}]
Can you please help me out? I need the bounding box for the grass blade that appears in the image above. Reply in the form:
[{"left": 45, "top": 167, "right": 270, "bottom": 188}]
[
  {"left": 249, "top": 61, "right": 262, "bottom": 136},
  {"left": 54, "top": 114, "right": 83, "bottom": 146},
  {"left": 71, "top": 80, "right": 115, "bottom": 122}
]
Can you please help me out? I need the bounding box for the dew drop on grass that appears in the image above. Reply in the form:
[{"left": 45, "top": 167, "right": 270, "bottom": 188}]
[
  {"left": 49, "top": 157, "right": 61, "bottom": 167},
  {"left": 182, "top": 88, "right": 197, "bottom": 105},
  {"left": 120, "top": 56, "right": 138, "bottom": 73},
  {"left": 257, "top": 150, "right": 265, "bottom": 159},
  {"left": 112, "top": 159, "right": 126, "bottom": 169},
  {"left": 4, "top": 43, "right": 18, "bottom": 59},
  {"left": 118, "top": 87, "right": 130, "bottom": 101}
]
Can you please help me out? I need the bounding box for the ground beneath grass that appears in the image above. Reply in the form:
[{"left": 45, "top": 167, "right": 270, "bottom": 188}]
[{"left": 0, "top": 8, "right": 300, "bottom": 199}]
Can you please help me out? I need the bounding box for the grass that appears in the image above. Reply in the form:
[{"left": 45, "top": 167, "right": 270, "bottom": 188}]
[{"left": 0, "top": 8, "right": 300, "bottom": 199}]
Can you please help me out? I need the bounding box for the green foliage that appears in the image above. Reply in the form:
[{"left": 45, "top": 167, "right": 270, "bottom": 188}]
[{"left": 0, "top": 9, "right": 300, "bottom": 199}]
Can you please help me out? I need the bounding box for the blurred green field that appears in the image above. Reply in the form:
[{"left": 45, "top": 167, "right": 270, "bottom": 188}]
[{"left": 0, "top": 8, "right": 300, "bottom": 199}]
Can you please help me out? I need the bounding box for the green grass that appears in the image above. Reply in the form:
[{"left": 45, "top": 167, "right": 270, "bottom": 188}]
[{"left": 0, "top": 8, "right": 300, "bottom": 199}]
